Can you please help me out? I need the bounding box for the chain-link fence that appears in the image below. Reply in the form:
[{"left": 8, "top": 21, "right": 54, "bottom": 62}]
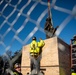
[{"left": 0, "top": 0, "right": 76, "bottom": 74}]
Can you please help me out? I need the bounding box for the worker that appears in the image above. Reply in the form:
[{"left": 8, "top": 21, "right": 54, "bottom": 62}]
[
  {"left": 73, "top": 35, "right": 76, "bottom": 45},
  {"left": 13, "top": 63, "right": 22, "bottom": 75},
  {"left": 71, "top": 66, "right": 76, "bottom": 75},
  {"left": 30, "top": 36, "right": 45, "bottom": 74},
  {"left": 71, "top": 72, "right": 76, "bottom": 75}
]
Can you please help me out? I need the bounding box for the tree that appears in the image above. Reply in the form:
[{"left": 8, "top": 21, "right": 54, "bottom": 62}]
[{"left": 0, "top": 56, "right": 4, "bottom": 74}]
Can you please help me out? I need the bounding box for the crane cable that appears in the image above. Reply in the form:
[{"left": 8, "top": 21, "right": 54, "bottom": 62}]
[{"left": 47, "top": 0, "right": 51, "bottom": 17}]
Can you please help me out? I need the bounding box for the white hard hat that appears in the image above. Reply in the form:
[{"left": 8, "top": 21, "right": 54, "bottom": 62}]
[
  {"left": 14, "top": 63, "right": 20, "bottom": 69},
  {"left": 73, "top": 35, "right": 76, "bottom": 38}
]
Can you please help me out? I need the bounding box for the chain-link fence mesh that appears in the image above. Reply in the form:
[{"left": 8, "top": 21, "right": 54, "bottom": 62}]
[{"left": 0, "top": 0, "right": 76, "bottom": 74}]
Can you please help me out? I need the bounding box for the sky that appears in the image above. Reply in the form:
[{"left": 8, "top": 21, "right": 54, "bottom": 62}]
[{"left": 0, "top": 0, "right": 76, "bottom": 55}]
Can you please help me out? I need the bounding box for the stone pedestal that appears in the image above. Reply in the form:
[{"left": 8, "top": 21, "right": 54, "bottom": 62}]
[{"left": 21, "top": 37, "right": 71, "bottom": 75}]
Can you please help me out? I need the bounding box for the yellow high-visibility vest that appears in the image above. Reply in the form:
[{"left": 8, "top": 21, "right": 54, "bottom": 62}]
[
  {"left": 72, "top": 73, "right": 76, "bottom": 75},
  {"left": 73, "top": 41, "right": 76, "bottom": 45},
  {"left": 30, "top": 40, "right": 45, "bottom": 56},
  {"left": 30, "top": 40, "right": 38, "bottom": 49},
  {"left": 30, "top": 47, "right": 40, "bottom": 56},
  {"left": 13, "top": 72, "right": 19, "bottom": 75},
  {"left": 30, "top": 40, "right": 39, "bottom": 55}
]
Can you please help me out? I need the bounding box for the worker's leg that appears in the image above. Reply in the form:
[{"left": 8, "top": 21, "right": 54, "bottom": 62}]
[
  {"left": 30, "top": 56, "right": 34, "bottom": 72},
  {"left": 34, "top": 58, "right": 39, "bottom": 74},
  {"left": 37, "top": 55, "right": 42, "bottom": 74},
  {"left": 34, "top": 55, "right": 41, "bottom": 74},
  {"left": 37, "top": 60, "right": 40, "bottom": 73}
]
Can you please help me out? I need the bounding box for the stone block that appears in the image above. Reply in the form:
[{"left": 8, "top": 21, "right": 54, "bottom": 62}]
[{"left": 21, "top": 37, "right": 71, "bottom": 75}]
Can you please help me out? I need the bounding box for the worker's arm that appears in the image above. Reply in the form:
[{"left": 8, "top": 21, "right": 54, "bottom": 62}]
[
  {"left": 30, "top": 41, "right": 35, "bottom": 49},
  {"left": 30, "top": 42, "right": 33, "bottom": 50},
  {"left": 38, "top": 38, "right": 45, "bottom": 48}
]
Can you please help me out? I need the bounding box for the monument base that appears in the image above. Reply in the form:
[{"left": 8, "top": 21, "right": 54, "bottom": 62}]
[{"left": 21, "top": 37, "right": 71, "bottom": 75}]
